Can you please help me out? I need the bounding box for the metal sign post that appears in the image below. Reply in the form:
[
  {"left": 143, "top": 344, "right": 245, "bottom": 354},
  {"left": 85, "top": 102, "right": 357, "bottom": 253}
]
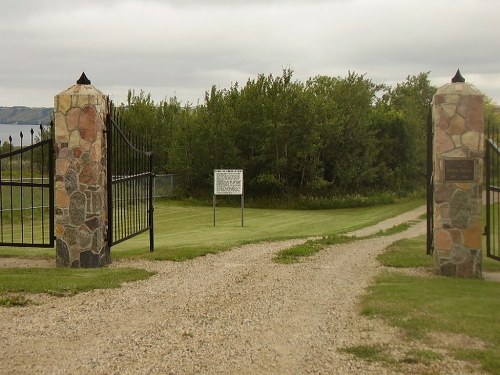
[{"left": 213, "top": 169, "right": 244, "bottom": 227}]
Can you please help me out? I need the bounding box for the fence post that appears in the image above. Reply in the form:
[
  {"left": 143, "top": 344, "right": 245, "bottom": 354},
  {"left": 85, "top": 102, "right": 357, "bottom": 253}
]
[
  {"left": 53, "top": 73, "right": 110, "bottom": 267},
  {"left": 431, "top": 70, "right": 484, "bottom": 278}
]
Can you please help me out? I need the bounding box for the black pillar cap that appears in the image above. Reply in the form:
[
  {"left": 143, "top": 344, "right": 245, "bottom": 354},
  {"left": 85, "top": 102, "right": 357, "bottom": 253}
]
[
  {"left": 451, "top": 69, "right": 465, "bottom": 83},
  {"left": 77, "top": 72, "right": 91, "bottom": 85}
]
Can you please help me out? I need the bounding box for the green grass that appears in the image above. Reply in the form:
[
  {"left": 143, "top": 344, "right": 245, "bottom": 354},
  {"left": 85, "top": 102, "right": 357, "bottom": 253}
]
[
  {"left": 0, "top": 208, "right": 52, "bottom": 246},
  {"left": 0, "top": 295, "right": 31, "bottom": 307},
  {"left": 273, "top": 234, "right": 354, "bottom": 264},
  {"left": 0, "top": 183, "right": 51, "bottom": 246},
  {"left": 361, "top": 235, "right": 500, "bottom": 374},
  {"left": 377, "top": 237, "right": 432, "bottom": 268},
  {"left": 361, "top": 273, "right": 500, "bottom": 374},
  {"left": 484, "top": 244, "right": 500, "bottom": 272},
  {"left": 245, "top": 191, "right": 399, "bottom": 209},
  {"left": 453, "top": 348, "right": 500, "bottom": 375},
  {"left": 372, "top": 221, "right": 417, "bottom": 237},
  {"left": 273, "top": 218, "right": 423, "bottom": 264},
  {"left": 0, "top": 267, "right": 155, "bottom": 295},
  {"left": 482, "top": 201, "right": 500, "bottom": 268},
  {"left": 379, "top": 235, "right": 500, "bottom": 272},
  {"left": 0, "top": 198, "right": 424, "bottom": 261},
  {"left": 109, "top": 198, "right": 424, "bottom": 261},
  {"left": 402, "top": 348, "right": 444, "bottom": 364}
]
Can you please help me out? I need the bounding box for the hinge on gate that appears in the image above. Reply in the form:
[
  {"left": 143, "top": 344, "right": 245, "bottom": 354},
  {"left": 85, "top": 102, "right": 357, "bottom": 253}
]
[{"left": 483, "top": 226, "right": 488, "bottom": 236}]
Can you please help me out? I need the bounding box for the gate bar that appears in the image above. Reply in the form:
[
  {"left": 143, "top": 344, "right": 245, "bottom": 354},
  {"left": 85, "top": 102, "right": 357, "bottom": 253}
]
[{"left": 106, "top": 110, "right": 113, "bottom": 248}]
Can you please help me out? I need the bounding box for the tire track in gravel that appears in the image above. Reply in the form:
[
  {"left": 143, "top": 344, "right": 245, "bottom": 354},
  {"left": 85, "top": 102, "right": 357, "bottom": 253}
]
[{"left": 0, "top": 206, "right": 485, "bottom": 374}]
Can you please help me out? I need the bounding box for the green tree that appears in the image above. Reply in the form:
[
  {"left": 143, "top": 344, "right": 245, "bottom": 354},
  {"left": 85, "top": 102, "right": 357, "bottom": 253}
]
[
  {"left": 227, "top": 69, "right": 323, "bottom": 196},
  {"left": 118, "top": 90, "right": 181, "bottom": 174},
  {"left": 306, "top": 72, "right": 381, "bottom": 193},
  {"left": 122, "top": 70, "right": 439, "bottom": 200},
  {"left": 371, "top": 106, "right": 411, "bottom": 191},
  {"left": 485, "top": 97, "right": 500, "bottom": 134},
  {"left": 166, "top": 106, "right": 204, "bottom": 194},
  {"left": 386, "top": 72, "right": 436, "bottom": 188}
]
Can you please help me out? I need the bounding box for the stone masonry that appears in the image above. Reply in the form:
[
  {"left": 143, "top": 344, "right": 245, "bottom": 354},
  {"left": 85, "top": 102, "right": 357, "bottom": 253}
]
[
  {"left": 54, "top": 75, "right": 110, "bottom": 267},
  {"left": 432, "top": 73, "right": 484, "bottom": 278}
]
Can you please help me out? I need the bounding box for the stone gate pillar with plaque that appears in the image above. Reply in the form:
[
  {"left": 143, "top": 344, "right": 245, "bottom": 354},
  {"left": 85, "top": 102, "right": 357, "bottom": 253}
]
[{"left": 431, "top": 70, "right": 484, "bottom": 277}]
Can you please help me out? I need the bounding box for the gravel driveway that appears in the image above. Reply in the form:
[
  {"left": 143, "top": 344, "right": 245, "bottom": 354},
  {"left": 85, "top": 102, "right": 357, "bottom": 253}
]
[{"left": 0, "top": 206, "right": 486, "bottom": 374}]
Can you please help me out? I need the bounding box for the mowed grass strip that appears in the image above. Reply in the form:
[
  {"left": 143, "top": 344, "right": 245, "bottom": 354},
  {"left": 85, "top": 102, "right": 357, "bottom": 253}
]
[
  {"left": 0, "top": 198, "right": 423, "bottom": 299},
  {"left": 111, "top": 198, "right": 424, "bottom": 261},
  {"left": 359, "top": 235, "right": 500, "bottom": 374},
  {"left": 0, "top": 198, "right": 424, "bottom": 261},
  {"left": 0, "top": 267, "right": 155, "bottom": 296},
  {"left": 377, "top": 237, "right": 431, "bottom": 268},
  {"left": 378, "top": 236, "right": 500, "bottom": 272},
  {"left": 273, "top": 218, "right": 423, "bottom": 264},
  {"left": 273, "top": 234, "right": 355, "bottom": 264}
]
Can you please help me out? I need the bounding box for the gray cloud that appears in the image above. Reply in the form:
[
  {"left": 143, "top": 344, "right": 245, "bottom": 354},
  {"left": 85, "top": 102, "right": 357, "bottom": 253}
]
[{"left": 0, "top": 0, "right": 499, "bottom": 106}]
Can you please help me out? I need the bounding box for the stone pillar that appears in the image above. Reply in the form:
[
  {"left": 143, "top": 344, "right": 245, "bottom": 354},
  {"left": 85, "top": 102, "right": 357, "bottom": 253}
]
[
  {"left": 432, "top": 70, "right": 484, "bottom": 278},
  {"left": 54, "top": 73, "right": 110, "bottom": 267}
]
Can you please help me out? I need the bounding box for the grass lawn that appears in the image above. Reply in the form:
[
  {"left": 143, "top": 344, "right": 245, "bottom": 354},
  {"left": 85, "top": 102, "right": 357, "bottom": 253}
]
[
  {"left": 0, "top": 267, "right": 155, "bottom": 306},
  {"left": 0, "top": 198, "right": 424, "bottom": 261},
  {"left": 379, "top": 236, "right": 500, "bottom": 272},
  {"left": 0, "top": 267, "right": 155, "bottom": 294},
  {"left": 111, "top": 198, "right": 424, "bottom": 261},
  {"left": 358, "top": 235, "right": 500, "bottom": 375},
  {"left": 0, "top": 198, "right": 424, "bottom": 300}
]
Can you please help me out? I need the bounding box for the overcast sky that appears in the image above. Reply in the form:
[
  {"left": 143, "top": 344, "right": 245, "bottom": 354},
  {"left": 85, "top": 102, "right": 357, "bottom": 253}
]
[{"left": 1, "top": 0, "right": 499, "bottom": 107}]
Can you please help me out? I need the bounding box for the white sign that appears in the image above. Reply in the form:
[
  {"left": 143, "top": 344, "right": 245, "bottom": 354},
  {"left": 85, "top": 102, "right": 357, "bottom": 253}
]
[{"left": 214, "top": 169, "right": 243, "bottom": 195}]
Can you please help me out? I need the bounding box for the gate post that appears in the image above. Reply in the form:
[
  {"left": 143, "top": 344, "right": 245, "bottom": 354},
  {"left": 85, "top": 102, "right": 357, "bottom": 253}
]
[
  {"left": 53, "top": 73, "right": 110, "bottom": 267},
  {"left": 431, "top": 70, "right": 484, "bottom": 278}
]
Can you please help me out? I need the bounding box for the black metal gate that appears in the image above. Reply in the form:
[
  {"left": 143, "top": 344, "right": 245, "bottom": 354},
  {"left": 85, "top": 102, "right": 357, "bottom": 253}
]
[
  {"left": 0, "top": 125, "right": 54, "bottom": 247},
  {"left": 106, "top": 102, "right": 154, "bottom": 251},
  {"left": 485, "top": 123, "right": 500, "bottom": 261},
  {"left": 426, "top": 107, "right": 434, "bottom": 255}
]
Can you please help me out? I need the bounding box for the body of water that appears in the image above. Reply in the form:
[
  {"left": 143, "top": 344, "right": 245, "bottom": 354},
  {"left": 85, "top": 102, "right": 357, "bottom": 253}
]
[{"left": 0, "top": 124, "right": 42, "bottom": 146}]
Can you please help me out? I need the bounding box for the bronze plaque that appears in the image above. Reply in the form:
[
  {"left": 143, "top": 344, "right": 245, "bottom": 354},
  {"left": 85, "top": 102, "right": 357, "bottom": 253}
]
[{"left": 444, "top": 159, "right": 475, "bottom": 182}]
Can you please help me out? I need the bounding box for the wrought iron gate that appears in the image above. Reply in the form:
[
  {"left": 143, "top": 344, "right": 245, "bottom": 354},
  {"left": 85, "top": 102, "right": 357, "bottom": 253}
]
[
  {"left": 485, "top": 123, "right": 500, "bottom": 261},
  {"left": 106, "top": 102, "right": 154, "bottom": 251},
  {"left": 0, "top": 125, "right": 54, "bottom": 247},
  {"left": 426, "top": 107, "right": 434, "bottom": 255}
]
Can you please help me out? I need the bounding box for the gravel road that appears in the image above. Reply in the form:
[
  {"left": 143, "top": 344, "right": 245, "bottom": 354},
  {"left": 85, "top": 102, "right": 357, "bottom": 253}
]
[{"left": 0, "top": 206, "right": 485, "bottom": 374}]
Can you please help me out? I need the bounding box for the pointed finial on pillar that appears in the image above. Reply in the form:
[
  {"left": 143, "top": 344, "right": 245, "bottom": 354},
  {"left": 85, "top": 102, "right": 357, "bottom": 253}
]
[
  {"left": 77, "top": 72, "right": 91, "bottom": 85},
  {"left": 451, "top": 69, "right": 465, "bottom": 83}
]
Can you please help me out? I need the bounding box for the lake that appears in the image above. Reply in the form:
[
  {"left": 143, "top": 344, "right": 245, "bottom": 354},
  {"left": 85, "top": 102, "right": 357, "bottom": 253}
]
[{"left": 0, "top": 124, "right": 43, "bottom": 146}]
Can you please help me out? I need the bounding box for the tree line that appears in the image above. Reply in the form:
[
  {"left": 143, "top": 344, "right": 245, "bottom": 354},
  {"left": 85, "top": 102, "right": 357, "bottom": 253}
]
[{"left": 118, "top": 70, "right": 436, "bottom": 200}]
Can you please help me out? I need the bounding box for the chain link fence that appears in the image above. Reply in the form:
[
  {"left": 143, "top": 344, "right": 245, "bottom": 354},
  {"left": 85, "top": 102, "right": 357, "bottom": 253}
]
[{"left": 154, "top": 174, "right": 182, "bottom": 198}]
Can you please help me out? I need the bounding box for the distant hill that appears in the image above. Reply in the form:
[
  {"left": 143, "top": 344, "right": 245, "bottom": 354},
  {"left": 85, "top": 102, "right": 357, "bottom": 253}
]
[{"left": 0, "top": 106, "right": 52, "bottom": 125}]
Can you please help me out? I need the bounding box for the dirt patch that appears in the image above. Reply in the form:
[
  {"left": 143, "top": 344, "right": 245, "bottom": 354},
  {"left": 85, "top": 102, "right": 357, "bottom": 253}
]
[
  {"left": 382, "top": 266, "right": 436, "bottom": 278},
  {"left": 428, "top": 331, "right": 487, "bottom": 350},
  {"left": 0, "top": 257, "right": 54, "bottom": 268},
  {"left": 483, "top": 271, "right": 500, "bottom": 282}
]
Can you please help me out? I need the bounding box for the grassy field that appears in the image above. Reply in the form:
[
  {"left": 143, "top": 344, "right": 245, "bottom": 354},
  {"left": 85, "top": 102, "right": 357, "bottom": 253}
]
[
  {"left": 0, "top": 198, "right": 424, "bottom": 260},
  {"left": 111, "top": 198, "right": 424, "bottom": 260},
  {"left": 0, "top": 267, "right": 155, "bottom": 306},
  {"left": 0, "top": 182, "right": 52, "bottom": 246},
  {"left": 357, "top": 235, "right": 500, "bottom": 375},
  {"left": 0, "top": 267, "right": 155, "bottom": 295},
  {"left": 0, "top": 198, "right": 424, "bottom": 305}
]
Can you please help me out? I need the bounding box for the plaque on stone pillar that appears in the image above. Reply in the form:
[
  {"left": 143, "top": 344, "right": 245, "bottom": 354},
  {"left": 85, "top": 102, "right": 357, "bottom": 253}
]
[
  {"left": 443, "top": 159, "right": 475, "bottom": 182},
  {"left": 431, "top": 71, "right": 484, "bottom": 278}
]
